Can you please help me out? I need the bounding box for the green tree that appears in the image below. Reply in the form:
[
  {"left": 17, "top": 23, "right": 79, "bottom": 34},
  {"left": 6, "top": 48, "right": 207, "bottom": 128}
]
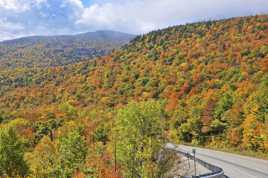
[
  {"left": 33, "top": 119, "right": 62, "bottom": 143},
  {"left": 93, "top": 125, "right": 109, "bottom": 145},
  {"left": 114, "top": 100, "right": 165, "bottom": 178},
  {"left": 0, "top": 127, "right": 28, "bottom": 177},
  {"left": 57, "top": 130, "right": 87, "bottom": 178},
  {"left": 214, "top": 92, "right": 234, "bottom": 120}
]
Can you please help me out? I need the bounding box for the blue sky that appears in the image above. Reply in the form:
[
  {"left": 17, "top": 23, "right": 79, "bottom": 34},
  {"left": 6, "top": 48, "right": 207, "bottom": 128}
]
[{"left": 0, "top": 0, "right": 267, "bottom": 41}]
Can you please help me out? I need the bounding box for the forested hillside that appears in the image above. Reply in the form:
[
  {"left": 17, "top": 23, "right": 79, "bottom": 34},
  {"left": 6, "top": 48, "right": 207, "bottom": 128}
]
[
  {"left": 0, "top": 30, "right": 135, "bottom": 68},
  {"left": 0, "top": 15, "right": 267, "bottom": 177}
]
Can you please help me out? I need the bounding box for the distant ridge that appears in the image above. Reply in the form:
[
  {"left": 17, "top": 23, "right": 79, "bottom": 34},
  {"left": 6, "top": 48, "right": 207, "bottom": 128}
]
[
  {"left": 0, "top": 30, "right": 135, "bottom": 45},
  {"left": 0, "top": 30, "right": 135, "bottom": 68}
]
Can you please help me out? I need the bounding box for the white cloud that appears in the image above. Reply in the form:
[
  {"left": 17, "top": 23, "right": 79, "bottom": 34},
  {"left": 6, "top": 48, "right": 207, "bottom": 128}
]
[
  {"left": 66, "top": 0, "right": 83, "bottom": 9},
  {"left": 61, "top": 0, "right": 83, "bottom": 11},
  {"left": 0, "top": 19, "right": 26, "bottom": 40},
  {"left": 34, "top": 0, "right": 48, "bottom": 8},
  {"left": 0, "top": 0, "right": 47, "bottom": 12},
  {"left": 61, "top": 0, "right": 84, "bottom": 19},
  {"left": 0, "top": 0, "right": 29, "bottom": 12},
  {"left": 0, "top": 0, "right": 48, "bottom": 41},
  {"left": 0, "top": 19, "right": 24, "bottom": 31},
  {"left": 76, "top": 0, "right": 268, "bottom": 34},
  {"left": 76, "top": 1, "right": 160, "bottom": 33}
]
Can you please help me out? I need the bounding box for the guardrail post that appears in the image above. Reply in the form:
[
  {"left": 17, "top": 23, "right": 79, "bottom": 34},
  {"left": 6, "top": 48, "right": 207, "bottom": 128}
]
[
  {"left": 187, "top": 153, "right": 190, "bottom": 169},
  {"left": 192, "top": 149, "right": 197, "bottom": 176}
]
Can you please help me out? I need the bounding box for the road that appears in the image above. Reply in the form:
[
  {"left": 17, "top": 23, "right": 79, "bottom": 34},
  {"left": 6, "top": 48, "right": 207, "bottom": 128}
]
[{"left": 167, "top": 144, "right": 268, "bottom": 178}]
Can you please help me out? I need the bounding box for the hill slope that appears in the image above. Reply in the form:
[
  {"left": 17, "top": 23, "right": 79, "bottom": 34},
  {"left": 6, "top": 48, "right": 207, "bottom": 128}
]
[
  {"left": 0, "top": 30, "right": 135, "bottom": 68},
  {"left": 0, "top": 15, "right": 267, "bottom": 177}
]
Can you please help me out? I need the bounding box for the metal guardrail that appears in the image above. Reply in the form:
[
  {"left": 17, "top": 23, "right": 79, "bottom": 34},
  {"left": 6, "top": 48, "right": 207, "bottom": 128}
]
[{"left": 165, "top": 144, "right": 225, "bottom": 178}]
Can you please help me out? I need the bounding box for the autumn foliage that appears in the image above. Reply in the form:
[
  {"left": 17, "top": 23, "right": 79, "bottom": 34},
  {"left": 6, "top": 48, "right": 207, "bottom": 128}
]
[{"left": 0, "top": 15, "right": 268, "bottom": 177}]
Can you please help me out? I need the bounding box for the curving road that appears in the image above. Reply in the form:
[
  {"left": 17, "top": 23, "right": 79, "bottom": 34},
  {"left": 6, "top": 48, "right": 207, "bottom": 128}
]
[{"left": 170, "top": 144, "right": 268, "bottom": 178}]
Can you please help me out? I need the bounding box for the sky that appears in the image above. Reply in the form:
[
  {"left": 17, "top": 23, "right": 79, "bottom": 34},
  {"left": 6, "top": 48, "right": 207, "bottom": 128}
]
[{"left": 0, "top": 0, "right": 267, "bottom": 41}]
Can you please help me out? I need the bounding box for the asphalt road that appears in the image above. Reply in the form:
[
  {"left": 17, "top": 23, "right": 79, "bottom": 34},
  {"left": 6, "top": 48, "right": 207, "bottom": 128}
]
[{"left": 168, "top": 144, "right": 268, "bottom": 178}]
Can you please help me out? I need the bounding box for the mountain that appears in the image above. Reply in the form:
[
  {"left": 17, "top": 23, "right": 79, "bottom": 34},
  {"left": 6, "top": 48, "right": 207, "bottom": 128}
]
[
  {"left": 0, "top": 30, "right": 135, "bottom": 68},
  {"left": 0, "top": 15, "right": 267, "bottom": 177}
]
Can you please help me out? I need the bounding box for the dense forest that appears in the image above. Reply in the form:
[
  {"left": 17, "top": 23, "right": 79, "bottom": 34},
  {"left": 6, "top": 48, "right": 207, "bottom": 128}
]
[
  {"left": 0, "top": 30, "right": 134, "bottom": 69},
  {"left": 0, "top": 15, "right": 267, "bottom": 177}
]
